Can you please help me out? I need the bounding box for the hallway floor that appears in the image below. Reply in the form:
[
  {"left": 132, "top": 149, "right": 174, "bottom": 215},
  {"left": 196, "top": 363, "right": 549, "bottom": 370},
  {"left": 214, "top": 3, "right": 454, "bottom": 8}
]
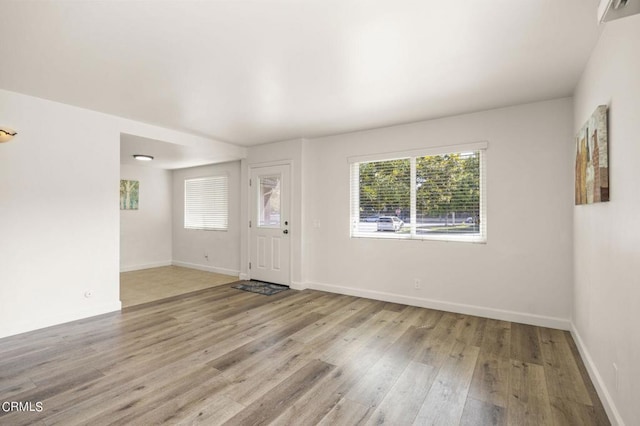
[{"left": 120, "top": 265, "right": 237, "bottom": 307}]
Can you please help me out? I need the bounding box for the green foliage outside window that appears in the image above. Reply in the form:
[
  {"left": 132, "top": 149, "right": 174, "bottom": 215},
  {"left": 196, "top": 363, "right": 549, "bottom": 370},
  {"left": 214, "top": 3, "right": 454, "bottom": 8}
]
[{"left": 358, "top": 152, "right": 480, "bottom": 222}]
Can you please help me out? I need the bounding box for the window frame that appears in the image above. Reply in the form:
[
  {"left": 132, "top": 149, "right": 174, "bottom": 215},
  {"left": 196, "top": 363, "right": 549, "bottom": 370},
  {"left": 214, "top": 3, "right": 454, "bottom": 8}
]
[
  {"left": 349, "top": 142, "right": 487, "bottom": 243},
  {"left": 184, "top": 174, "right": 229, "bottom": 231}
]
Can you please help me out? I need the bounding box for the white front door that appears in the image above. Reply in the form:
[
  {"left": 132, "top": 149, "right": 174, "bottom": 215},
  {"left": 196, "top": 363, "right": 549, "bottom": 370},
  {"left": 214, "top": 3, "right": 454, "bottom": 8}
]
[{"left": 249, "top": 164, "right": 291, "bottom": 285}]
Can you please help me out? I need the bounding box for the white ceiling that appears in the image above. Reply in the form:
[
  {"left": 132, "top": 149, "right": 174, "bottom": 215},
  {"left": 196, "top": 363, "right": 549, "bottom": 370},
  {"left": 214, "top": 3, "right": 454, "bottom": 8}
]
[
  {"left": 0, "top": 0, "right": 601, "bottom": 148},
  {"left": 120, "top": 133, "right": 235, "bottom": 170}
]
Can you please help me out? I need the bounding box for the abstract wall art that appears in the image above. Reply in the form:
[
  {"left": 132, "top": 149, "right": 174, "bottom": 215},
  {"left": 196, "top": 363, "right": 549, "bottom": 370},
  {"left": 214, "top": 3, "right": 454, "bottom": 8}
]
[
  {"left": 120, "top": 180, "right": 139, "bottom": 210},
  {"left": 575, "top": 105, "right": 609, "bottom": 205}
]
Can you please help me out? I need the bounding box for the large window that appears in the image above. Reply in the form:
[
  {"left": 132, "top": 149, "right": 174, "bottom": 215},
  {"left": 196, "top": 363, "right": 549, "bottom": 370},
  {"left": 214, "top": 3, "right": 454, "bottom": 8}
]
[
  {"left": 350, "top": 143, "right": 486, "bottom": 242},
  {"left": 184, "top": 176, "right": 228, "bottom": 230}
]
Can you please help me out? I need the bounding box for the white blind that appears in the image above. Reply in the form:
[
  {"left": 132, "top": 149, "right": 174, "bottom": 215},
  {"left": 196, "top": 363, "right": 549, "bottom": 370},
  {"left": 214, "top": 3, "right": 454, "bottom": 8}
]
[
  {"left": 350, "top": 147, "right": 487, "bottom": 242},
  {"left": 355, "top": 157, "right": 411, "bottom": 222},
  {"left": 184, "top": 176, "right": 228, "bottom": 230}
]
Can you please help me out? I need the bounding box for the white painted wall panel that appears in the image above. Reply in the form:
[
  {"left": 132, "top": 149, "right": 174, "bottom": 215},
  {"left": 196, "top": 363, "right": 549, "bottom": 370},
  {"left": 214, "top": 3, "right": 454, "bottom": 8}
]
[
  {"left": 302, "top": 98, "right": 574, "bottom": 326},
  {"left": 172, "top": 161, "right": 241, "bottom": 276},
  {"left": 573, "top": 14, "right": 640, "bottom": 426},
  {"left": 0, "top": 90, "right": 121, "bottom": 337},
  {"left": 120, "top": 164, "right": 172, "bottom": 271}
]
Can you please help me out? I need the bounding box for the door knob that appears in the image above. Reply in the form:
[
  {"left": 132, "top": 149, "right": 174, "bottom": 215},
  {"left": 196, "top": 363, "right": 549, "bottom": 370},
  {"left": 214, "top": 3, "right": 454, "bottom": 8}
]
[{"left": 283, "top": 229, "right": 289, "bottom": 234}]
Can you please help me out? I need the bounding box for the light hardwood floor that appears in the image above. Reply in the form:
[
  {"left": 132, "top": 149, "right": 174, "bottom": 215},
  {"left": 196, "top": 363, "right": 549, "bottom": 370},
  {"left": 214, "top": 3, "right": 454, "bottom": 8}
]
[
  {"left": 0, "top": 284, "right": 609, "bottom": 425},
  {"left": 120, "top": 266, "right": 237, "bottom": 307}
]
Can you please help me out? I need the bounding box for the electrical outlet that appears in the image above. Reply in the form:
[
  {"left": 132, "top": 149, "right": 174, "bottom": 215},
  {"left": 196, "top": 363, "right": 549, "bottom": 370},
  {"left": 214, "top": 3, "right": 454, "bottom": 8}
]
[
  {"left": 414, "top": 278, "right": 421, "bottom": 289},
  {"left": 613, "top": 363, "right": 619, "bottom": 392}
]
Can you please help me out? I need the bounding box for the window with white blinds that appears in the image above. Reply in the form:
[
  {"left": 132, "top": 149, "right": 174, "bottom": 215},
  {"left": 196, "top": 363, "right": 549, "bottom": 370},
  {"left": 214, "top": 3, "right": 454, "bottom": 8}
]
[
  {"left": 350, "top": 143, "right": 487, "bottom": 242},
  {"left": 184, "top": 176, "right": 228, "bottom": 231}
]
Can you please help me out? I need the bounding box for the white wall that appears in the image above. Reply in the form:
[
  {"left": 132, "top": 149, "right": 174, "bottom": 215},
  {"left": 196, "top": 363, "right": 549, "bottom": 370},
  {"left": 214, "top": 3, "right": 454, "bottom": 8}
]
[
  {"left": 0, "top": 89, "right": 121, "bottom": 338},
  {"left": 573, "top": 14, "right": 640, "bottom": 426},
  {"left": 0, "top": 88, "right": 244, "bottom": 338},
  {"left": 302, "top": 98, "right": 575, "bottom": 328},
  {"left": 172, "top": 161, "right": 242, "bottom": 276},
  {"left": 120, "top": 164, "right": 172, "bottom": 272}
]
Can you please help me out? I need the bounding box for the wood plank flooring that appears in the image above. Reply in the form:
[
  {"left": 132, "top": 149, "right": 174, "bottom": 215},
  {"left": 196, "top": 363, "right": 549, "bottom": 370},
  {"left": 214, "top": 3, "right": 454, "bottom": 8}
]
[
  {"left": 0, "top": 284, "right": 609, "bottom": 425},
  {"left": 120, "top": 266, "right": 237, "bottom": 307}
]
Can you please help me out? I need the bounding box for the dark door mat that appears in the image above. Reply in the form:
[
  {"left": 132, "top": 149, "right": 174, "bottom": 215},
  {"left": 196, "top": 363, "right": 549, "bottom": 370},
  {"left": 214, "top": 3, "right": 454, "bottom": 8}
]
[{"left": 232, "top": 280, "right": 290, "bottom": 296}]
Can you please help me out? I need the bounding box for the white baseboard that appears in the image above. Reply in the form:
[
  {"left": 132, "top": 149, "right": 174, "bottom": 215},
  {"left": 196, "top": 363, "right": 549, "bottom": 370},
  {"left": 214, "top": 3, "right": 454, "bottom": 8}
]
[
  {"left": 290, "top": 281, "right": 307, "bottom": 291},
  {"left": 238, "top": 273, "right": 250, "bottom": 281},
  {"left": 570, "top": 324, "right": 624, "bottom": 426},
  {"left": 305, "top": 281, "right": 571, "bottom": 330},
  {"left": 0, "top": 301, "right": 122, "bottom": 340},
  {"left": 171, "top": 261, "right": 240, "bottom": 278},
  {"left": 120, "top": 260, "right": 172, "bottom": 272}
]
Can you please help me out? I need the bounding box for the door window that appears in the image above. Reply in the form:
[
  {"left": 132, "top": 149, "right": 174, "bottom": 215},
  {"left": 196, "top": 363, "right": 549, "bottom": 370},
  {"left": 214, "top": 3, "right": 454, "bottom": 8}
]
[{"left": 258, "top": 175, "right": 281, "bottom": 227}]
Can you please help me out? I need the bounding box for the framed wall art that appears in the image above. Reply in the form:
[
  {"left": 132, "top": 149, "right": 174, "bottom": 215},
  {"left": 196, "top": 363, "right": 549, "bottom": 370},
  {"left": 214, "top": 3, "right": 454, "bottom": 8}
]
[
  {"left": 120, "top": 180, "right": 139, "bottom": 210},
  {"left": 575, "top": 105, "right": 608, "bottom": 205}
]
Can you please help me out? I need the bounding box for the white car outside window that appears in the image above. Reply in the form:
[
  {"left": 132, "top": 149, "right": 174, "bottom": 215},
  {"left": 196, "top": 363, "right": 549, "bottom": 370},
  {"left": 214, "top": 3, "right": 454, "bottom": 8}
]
[{"left": 377, "top": 216, "right": 403, "bottom": 232}]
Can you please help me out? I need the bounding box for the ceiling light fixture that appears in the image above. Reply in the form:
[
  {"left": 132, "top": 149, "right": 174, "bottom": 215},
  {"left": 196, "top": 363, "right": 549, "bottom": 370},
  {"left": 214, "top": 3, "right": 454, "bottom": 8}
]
[
  {"left": 0, "top": 127, "right": 18, "bottom": 143},
  {"left": 133, "top": 154, "right": 154, "bottom": 161}
]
